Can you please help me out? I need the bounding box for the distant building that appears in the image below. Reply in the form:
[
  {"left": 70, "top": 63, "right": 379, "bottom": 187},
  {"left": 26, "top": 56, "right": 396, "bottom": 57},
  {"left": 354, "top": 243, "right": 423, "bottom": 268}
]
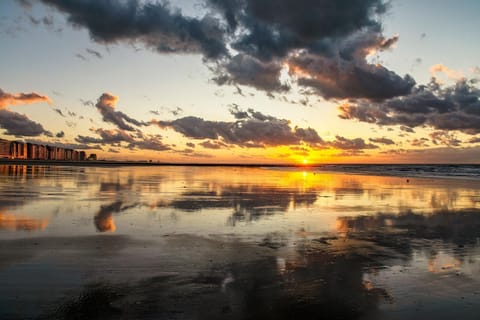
[
  {"left": 11, "top": 142, "right": 27, "bottom": 159},
  {"left": 47, "top": 145, "right": 56, "bottom": 160},
  {"left": 0, "top": 138, "right": 89, "bottom": 161},
  {"left": 0, "top": 139, "right": 10, "bottom": 158},
  {"left": 37, "top": 145, "right": 47, "bottom": 160},
  {"left": 87, "top": 153, "right": 97, "bottom": 161},
  {"left": 27, "top": 143, "right": 36, "bottom": 160},
  {"left": 65, "top": 149, "right": 73, "bottom": 161}
]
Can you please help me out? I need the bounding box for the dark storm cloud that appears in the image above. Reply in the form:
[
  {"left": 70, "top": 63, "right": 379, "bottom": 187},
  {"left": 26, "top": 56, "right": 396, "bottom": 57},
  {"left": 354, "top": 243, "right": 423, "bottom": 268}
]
[
  {"left": 290, "top": 52, "right": 415, "bottom": 100},
  {"left": 0, "top": 109, "right": 51, "bottom": 137},
  {"left": 40, "top": 0, "right": 228, "bottom": 59},
  {"left": 154, "top": 108, "right": 323, "bottom": 148},
  {"left": 338, "top": 79, "right": 480, "bottom": 134},
  {"left": 42, "top": 0, "right": 415, "bottom": 101},
  {"left": 207, "top": 0, "right": 387, "bottom": 60},
  {"left": 17, "top": 0, "right": 33, "bottom": 8},
  {"left": 95, "top": 93, "right": 148, "bottom": 131},
  {"left": 213, "top": 54, "right": 289, "bottom": 92},
  {"left": 207, "top": 0, "right": 412, "bottom": 98}
]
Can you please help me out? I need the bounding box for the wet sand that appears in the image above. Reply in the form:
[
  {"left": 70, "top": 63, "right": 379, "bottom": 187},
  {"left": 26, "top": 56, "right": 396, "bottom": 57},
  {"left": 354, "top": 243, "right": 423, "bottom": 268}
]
[{"left": 0, "top": 165, "right": 479, "bottom": 319}]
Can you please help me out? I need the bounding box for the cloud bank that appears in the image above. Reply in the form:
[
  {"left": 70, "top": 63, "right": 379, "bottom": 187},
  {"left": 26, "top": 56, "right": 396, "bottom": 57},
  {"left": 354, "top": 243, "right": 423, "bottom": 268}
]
[
  {"left": 339, "top": 78, "right": 480, "bottom": 134},
  {"left": 40, "top": 0, "right": 414, "bottom": 101},
  {"left": 154, "top": 107, "right": 323, "bottom": 148}
]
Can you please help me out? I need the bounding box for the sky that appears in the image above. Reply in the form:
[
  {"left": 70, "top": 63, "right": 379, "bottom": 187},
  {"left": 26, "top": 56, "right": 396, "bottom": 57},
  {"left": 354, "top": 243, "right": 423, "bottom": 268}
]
[{"left": 1, "top": 0, "right": 480, "bottom": 164}]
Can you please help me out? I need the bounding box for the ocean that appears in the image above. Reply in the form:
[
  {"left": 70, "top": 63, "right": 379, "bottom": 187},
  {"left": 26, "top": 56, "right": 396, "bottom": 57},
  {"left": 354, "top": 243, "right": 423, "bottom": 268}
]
[{"left": 0, "top": 164, "right": 479, "bottom": 319}]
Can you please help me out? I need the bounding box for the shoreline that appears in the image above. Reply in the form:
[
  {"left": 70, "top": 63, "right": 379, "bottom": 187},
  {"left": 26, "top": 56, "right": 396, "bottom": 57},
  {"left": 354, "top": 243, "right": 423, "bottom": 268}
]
[
  {"left": 0, "top": 159, "right": 293, "bottom": 167},
  {"left": 1, "top": 159, "right": 478, "bottom": 167}
]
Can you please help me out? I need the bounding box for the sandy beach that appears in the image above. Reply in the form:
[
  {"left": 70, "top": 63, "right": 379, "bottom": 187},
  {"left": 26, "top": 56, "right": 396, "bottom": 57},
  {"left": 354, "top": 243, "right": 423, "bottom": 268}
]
[{"left": 1, "top": 164, "right": 479, "bottom": 319}]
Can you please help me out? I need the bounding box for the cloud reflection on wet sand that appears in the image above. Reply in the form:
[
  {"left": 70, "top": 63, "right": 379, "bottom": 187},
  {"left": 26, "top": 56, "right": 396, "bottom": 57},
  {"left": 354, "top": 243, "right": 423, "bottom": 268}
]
[{"left": 0, "top": 212, "right": 48, "bottom": 231}]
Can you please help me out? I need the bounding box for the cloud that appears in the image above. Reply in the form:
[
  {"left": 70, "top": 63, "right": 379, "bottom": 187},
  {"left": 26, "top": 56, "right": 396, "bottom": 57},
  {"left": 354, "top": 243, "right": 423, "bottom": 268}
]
[
  {"left": 28, "top": 15, "right": 54, "bottom": 27},
  {"left": 76, "top": 128, "right": 134, "bottom": 145},
  {"left": 170, "top": 107, "right": 183, "bottom": 116},
  {"left": 17, "top": 0, "right": 33, "bottom": 8},
  {"left": 468, "top": 136, "right": 480, "bottom": 144},
  {"left": 430, "top": 64, "right": 464, "bottom": 81},
  {"left": 56, "top": 131, "right": 65, "bottom": 138},
  {"left": 399, "top": 126, "right": 415, "bottom": 133},
  {"left": 410, "top": 138, "right": 429, "bottom": 147},
  {"left": 42, "top": 0, "right": 415, "bottom": 101},
  {"left": 199, "top": 140, "right": 228, "bottom": 149},
  {"left": 0, "top": 109, "right": 51, "bottom": 137},
  {"left": 76, "top": 128, "right": 170, "bottom": 152},
  {"left": 0, "top": 88, "right": 51, "bottom": 109},
  {"left": 369, "top": 137, "right": 395, "bottom": 145},
  {"left": 288, "top": 51, "right": 415, "bottom": 100},
  {"left": 154, "top": 107, "right": 323, "bottom": 148},
  {"left": 338, "top": 78, "right": 480, "bottom": 134},
  {"left": 53, "top": 108, "right": 65, "bottom": 117},
  {"left": 75, "top": 53, "right": 86, "bottom": 61},
  {"left": 208, "top": 0, "right": 387, "bottom": 60},
  {"left": 210, "top": 1, "right": 411, "bottom": 98},
  {"left": 129, "top": 133, "right": 171, "bottom": 151},
  {"left": 95, "top": 93, "right": 148, "bottom": 131},
  {"left": 213, "top": 54, "right": 289, "bottom": 92},
  {"left": 79, "top": 98, "right": 94, "bottom": 107},
  {"left": 40, "top": 0, "right": 228, "bottom": 59},
  {"left": 328, "top": 136, "right": 378, "bottom": 150},
  {"left": 429, "top": 131, "right": 462, "bottom": 147},
  {"left": 85, "top": 48, "right": 102, "bottom": 59}
]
